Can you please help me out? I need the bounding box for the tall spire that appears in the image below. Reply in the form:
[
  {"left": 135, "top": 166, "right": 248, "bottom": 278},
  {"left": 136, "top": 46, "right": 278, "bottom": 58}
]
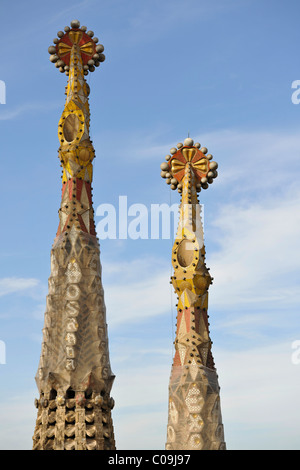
[
  {"left": 160, "top": 137, "right": 226, "bottom": 450},
  {"left": 32, "top": 20, "right": 116, "bottom": 451}
]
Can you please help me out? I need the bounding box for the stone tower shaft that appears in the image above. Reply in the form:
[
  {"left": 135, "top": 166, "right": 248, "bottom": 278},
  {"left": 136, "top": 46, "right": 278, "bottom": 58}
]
[
  {"left": 32, "top": 20, "right": 115, "bottom": 451},
  {"left": 160, "top": 138, "right": 226, "bottom": 450}
]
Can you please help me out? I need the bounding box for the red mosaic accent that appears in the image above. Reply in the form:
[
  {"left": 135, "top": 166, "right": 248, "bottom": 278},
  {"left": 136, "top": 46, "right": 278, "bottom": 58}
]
[
  {"left": 61, "top": 181, "right": 67, "bottom": 199},
  {"left": 85, "top": 182, "right": 93, "bottom": 206},
  {"left": 77, "top": 213, "right": 88, "bottom": 233},
  {"left": 89, "top": 218, "right": 96, "bottom": 236},
  {"left": 62, "top": 214, "right": 71, "bottom": 232},
  {"left": 68, "top": 179, "right": 73, "bottom": 201},
  {"left": 173, "top": 350, "right": 181, "bottom": 367},
  {"left": 56, "top": 223, "right": 61, "bottom": 237}
]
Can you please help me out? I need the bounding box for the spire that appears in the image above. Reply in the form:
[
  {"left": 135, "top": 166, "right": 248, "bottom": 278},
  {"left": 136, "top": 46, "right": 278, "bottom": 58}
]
[
  {"left": 32, "top": 20, "right": 115, "bottom": 451},
  {"left": 160, "top": 137, "right": 226, "bottom": 450}
]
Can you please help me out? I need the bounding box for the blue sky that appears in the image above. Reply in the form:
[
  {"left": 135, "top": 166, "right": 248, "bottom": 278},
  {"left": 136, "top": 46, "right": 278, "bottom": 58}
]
[{"left": 0, "top": 0, "right": 300, "bottom": 450}]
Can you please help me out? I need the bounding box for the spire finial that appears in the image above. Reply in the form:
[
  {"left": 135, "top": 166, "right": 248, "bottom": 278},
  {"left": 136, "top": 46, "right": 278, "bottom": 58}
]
[
  {"left": 160, "top": 138, "right": 218, "bottom": 194},
  {"left": 48, "top": 19, "right": 105, "bottom": 75}
]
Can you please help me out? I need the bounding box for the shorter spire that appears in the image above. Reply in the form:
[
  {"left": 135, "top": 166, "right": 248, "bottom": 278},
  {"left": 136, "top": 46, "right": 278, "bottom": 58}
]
[{"left": 160, "top": 138, "right": 225, "bottom": 451}]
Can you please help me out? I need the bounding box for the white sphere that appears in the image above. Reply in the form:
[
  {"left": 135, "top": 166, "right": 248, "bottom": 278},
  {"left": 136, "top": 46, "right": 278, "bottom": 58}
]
[
  {"left": 161, "top": 171, "right": 167, "bottom": 178},
  {"left": 81, "top": 26, "right": 87, "bottom": 31},
  {"left": 184, "top": 138, "right": 194, "bottom": 146},
  {"left": 87, "top": 30, "right": 94, "bottom": 37},
  {"left": 209, "top": 161, "right": 218, "bottom": 171},
  {"left": 170, "top": 147, "right": 177, "bottom": 155},
  {"left": 171, "top": 178, "right": 178, "bottom": 185},
  {"left": 170, "top": 184, "right": 177, "bottom": 190},
  {"left": 160, "top": 162, "right": 169, "bottom": 171},
  {"left": 49, "top": 54, "right": 58, "bottom": 63},
  {"left": 177, "top": 142, "right": 183, "bottom": 148},
  {"left": 166, "top": 178, "right": 171, "bottom": 185},
  {"left": 70, "top": 20, "right": 80, "bottom": 29},
  {"left": 64, "top": 26, "right": 70, "bottom": 32},
  {"left": 48, "top": 45, "right": 56, "bottom": 54},
  {"left": 92, "top": 37, "right": 99, "bottom": 43},
  {"left": 194, "top": 142, "right": 201, "bottom": 148},
  {"left": 96, "top": 44, "right": 104, "bottom": 53},
  {"left": 57, "top": 31, "right": 64, "bottom": 38},
  {"left": 53, "top": 38, "right": 59, "bottom": 44},
  {"left": 165, "top": 155, "right": 171, "bottom": 161},
  {"left": 206, "top": 154, "right": 213, "bottom": 160},
  {"left": 200, "top": 147, "right": 208, "bottom": 154}
]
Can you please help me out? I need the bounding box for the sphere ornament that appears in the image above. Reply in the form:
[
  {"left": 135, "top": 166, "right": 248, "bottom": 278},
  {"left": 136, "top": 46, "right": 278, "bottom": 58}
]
[
  {"left": 160, "top": 139, "right": 218, "bottom": 193},
  {"left": 48, "top": 20, "right": 105, "bottom": 75}
]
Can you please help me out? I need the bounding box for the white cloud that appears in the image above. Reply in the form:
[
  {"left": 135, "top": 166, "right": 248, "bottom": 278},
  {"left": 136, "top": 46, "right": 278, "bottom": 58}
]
[
  {"left": 0, "top": 390, "right": 37, "bottom": 450},
  {"left": 194, "top": 128, "right": 300, "bottom": 195},
  {"left": 215, "top": 341, "right": 300, "bottom": 450},
  {"left": 0, "top": 101, "right": 60, "bottom": 121},
  {"left": 207, "top": 187, "right": 300, "bottom": 311},
  {"left": 0, "top": 278, "right": 41, "bottom": 297},
  {"left": 0, "top": 341, "right": 299, "bottom": 450},
  {"left": 103, "top": 256, "right": 173, "bottom": 328}
]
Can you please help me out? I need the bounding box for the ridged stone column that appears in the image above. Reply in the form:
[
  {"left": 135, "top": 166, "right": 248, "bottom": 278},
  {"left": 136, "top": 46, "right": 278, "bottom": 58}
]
[{"left": 32, "top": 20, "right": 115, "bottom": 451}]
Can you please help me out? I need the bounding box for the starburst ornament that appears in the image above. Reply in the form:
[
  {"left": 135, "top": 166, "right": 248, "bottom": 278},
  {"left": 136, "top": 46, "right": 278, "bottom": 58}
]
[
  {"left": 160, "top": 138, "right": 218, "bottom": 193},
  {"left": 48, "top": 19, "right": 105, "bottom": 75}
]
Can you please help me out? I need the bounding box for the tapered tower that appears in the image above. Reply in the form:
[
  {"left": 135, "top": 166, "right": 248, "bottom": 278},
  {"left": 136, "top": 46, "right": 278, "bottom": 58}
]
[
  {"left": 32, "top": 20, "right": 115, "bottom": 450},
  {"left": 160, "top": 137, "right": 226, "bottom": 450}
]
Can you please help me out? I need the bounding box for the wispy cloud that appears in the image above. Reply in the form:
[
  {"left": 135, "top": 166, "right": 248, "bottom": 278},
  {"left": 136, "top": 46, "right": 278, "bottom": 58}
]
[
  {"left": 113, "top": 0, "right": 239, "bottom": 48},
  {"left": 208, "top": 187, "right": 300, "bottom": 311},
  {"left": 47, "top": 0, "right": 93, "bottom": 24},
  {"left": 102, "top": 256, "right": 173, "bottom": 328},
  {"left": 0, "top": 390, "right": 37, "bottom": 450},
  {"left": 0, "top": 278, "right": 41, "bottom": 297},
  {"left": 0, "top": 101, "right": 60, "bottom": 121},
  {"left": 215, "top": 341, "right": 300, "bottom": 449}
]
